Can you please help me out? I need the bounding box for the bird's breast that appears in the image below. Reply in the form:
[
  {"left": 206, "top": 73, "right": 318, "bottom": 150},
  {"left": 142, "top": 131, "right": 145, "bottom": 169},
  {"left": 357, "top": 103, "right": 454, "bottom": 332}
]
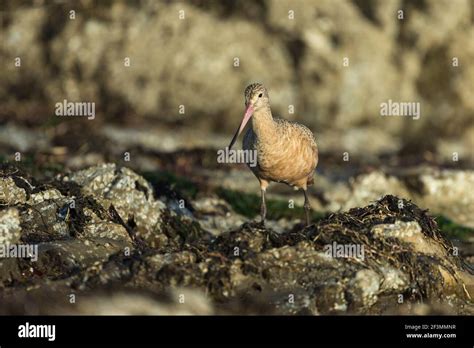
[{"left": 243, "top": 126, "right": 318, "bottom": 186}]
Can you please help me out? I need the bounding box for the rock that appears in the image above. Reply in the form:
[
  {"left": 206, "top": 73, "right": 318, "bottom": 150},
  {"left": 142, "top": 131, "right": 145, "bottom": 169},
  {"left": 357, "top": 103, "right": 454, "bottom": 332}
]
[
  {"left": 266, "top": 0, "right": 473, "bottom": 152},
  {"left": 192, "top": 196, "right": 246, "bottom": 236},
  {"left": 71, "top": 288, "right": 213, "bottom": 315},
  {"left": 318, "top": 127, "right": 402, "bottom": 159},
  {"left": 0, "top": 287, "right": 213, "bottom": 315},
  {"left": 0, "top": 163, "right": 472, "bottom": 315},
  {"left": 32, "top": 237, "right": 129, "bottom": 279},
  {"left": 324, "top": 169, "right": 474, "bottom": 228},
  {"left": 1, "top": 1, "right": 473, "bottom": 158},
  {"left": 419, "top": 170, "right": 474, "bottom": 228},
  {"left": 0, "top": 177, "right": 27, "bottom": 205},
  {"left": 65, "top": 163, "right": 167, "bottom": 247},
  {"left": 268, "top": 0, "right": 406, "bottom": 134},
  {"left": 348, "top": 269, "right": 381, "bottom": 309},
  {"left": 0, "top": 7, "right": 49, "bottom": 117},
  {"left": 45, "top": 2, "right": 293, "bottom": 129},
  {"left": 372, "top": 220, "right": 422, "bottom": 239},
  {"left": 0, "top": 208, "right": 22, "bottom": 245},
  {"left": 27, "top": 188, "right": 64, "bottom": 205},
  {"left": 0, "top": 124, "right": 50, "bottom": 153},
  {"left": 0, "top": 164, "right": 173, "bottom": 288},
  {"left": 331, "top": 171, "right": 411, "bottom": 211},
  {"left": 200, "top": 196, "right": 472, "bottom": 313},
  {"left": 101, "top": 125, "right": 230, "bottom": 153},
  {"left": 20, "top": 199, "right": 72, "bottom": 242},
  {"left": 378, "top": 265, "right": 409, "bottom": 293}
]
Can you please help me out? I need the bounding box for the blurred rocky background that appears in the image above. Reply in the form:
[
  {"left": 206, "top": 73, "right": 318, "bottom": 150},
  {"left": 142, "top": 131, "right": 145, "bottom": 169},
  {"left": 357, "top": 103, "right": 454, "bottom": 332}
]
[
  {"left": 1, "top": 0, "right": 473, "bottom": 159},
  {"left": 0, "top": 0, "right": 473, "bottom": 315}
]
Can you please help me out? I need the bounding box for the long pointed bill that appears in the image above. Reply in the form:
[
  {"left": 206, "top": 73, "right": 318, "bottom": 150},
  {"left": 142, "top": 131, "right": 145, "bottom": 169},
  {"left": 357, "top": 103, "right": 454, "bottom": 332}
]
[{"left": 228, "top": 105, "right": 254, "bottom": 149}]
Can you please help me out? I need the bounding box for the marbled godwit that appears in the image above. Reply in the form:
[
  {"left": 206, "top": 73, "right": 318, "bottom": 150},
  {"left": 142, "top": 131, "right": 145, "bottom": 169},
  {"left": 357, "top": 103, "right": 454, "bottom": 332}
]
[{"left": 228, "top": 83, "right": 318, "bottom": 226}]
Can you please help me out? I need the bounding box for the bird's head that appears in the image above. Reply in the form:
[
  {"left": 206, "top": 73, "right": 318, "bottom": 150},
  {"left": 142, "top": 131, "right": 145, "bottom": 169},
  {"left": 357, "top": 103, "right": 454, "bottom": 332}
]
[
  {"left": 228, "top": 83, "right": 269, "bottom": 149},
  {"left": 244, "top": 83, "right": 269, "bottom": 111}
]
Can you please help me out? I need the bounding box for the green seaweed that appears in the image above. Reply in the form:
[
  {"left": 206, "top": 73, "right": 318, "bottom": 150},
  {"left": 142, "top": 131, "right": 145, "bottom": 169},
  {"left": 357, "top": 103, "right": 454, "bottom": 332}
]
[
  {"left": 217, "top": 187, "right": 325, "bottom": 222},
  {"left": 41, "top": 115, "right": 64, "bottom": 129},
  {"left": 1, "top": 154, "right": 64, "bottom": 179},
  {"left": 436, "top": 215, "right": 473, "bottom": 241},
  {"left": 142, "top": 170, "right": 198, "bottom": 199},
  {"left": 40, "top": 162, "right": 65, "bottom": 177}
]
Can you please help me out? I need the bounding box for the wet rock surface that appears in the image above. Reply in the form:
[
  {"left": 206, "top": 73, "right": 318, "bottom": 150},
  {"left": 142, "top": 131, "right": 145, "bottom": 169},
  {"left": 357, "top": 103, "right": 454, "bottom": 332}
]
[{"left": 0, "top": 163, "right": 472, "bottom": 315}]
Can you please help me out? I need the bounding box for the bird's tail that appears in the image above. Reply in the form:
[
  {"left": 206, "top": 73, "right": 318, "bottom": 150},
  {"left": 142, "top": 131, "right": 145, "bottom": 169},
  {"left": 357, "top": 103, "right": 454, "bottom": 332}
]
[{"left": 307, "top": 176, "right": 314, "bottom": 186}]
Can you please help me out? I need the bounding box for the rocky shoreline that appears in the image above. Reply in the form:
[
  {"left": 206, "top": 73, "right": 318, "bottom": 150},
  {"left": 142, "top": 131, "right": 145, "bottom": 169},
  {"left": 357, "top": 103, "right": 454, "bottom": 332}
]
[{"left": 1, "top": 163, "right": 472, "bottom": 315}]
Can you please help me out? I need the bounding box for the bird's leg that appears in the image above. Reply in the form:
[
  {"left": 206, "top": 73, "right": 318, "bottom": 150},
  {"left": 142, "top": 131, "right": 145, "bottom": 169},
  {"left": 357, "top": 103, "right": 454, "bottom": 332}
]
[
  {"left": 259, "top": 180, "right": 269, "bottom": 226},
  {"left": 303, "top": 189, "right": 311, "bottom": 226},
  {"left": 260, "top": 188, "right": 267, "bottom": 226}
]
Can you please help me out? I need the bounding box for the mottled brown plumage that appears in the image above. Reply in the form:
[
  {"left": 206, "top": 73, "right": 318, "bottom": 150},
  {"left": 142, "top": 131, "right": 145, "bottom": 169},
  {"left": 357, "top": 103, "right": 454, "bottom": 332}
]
[{"left": 229, "top": 83, "right": 318, "bottom": 225}]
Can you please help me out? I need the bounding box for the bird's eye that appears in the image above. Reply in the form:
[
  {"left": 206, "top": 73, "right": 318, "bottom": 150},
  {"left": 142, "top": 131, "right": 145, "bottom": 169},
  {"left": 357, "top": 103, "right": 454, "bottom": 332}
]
[{"left": 258, "top": 93, "right": 263, "bottom": 98}]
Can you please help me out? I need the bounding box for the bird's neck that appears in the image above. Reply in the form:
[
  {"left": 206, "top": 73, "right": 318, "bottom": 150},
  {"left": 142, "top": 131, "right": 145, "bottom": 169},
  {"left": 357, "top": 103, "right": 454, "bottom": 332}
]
[{"left": 251, "top": 106, "right": 276, "bottom": 139}]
